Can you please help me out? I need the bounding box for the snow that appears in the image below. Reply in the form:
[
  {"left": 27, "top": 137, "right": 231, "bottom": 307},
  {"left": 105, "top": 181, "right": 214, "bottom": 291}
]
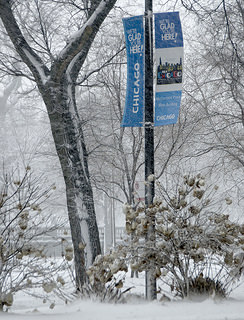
[
  {"left": 2, "top": 294, "right": 244, "bottom": 320},
  {"left": 22, "top": 48, "right": 48, "bottom": 85},
  {"left": 2, "top": 280, "right": 244, "bottom": 319}
]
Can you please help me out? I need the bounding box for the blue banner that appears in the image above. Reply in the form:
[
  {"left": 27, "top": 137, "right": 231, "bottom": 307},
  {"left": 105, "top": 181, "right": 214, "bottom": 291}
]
[
  {"left": 154, "top": 12, "right": 183, "bottom": 126},
  {"left": 155, "top": 12, "right": 183, "bottom": 49},
  {"left": 121, "top": 16, "right": 144, "bottom": 127},
  {"left": 155, "top": 91, "right": 182, "bottom": 125}
]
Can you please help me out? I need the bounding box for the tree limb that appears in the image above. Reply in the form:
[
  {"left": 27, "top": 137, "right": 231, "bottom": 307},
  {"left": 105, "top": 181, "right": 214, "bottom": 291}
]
[{"left": 0, "top": 0, "right": 50, "bottom": 85}]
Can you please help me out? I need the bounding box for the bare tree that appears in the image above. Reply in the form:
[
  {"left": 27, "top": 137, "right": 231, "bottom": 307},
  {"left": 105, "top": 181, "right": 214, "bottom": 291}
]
[
  {"left": 0, "top": 0, "right": 117, "bottom": 289},
  {"left": 85, "top": 37, "right": 195, "bottom": 209},
  {"left": 173, "top": 0, "right": 244, "bottom": 190}
]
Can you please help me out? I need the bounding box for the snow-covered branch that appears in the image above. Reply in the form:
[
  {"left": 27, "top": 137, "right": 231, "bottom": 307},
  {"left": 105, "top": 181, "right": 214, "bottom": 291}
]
[
  {"left": 52, "top": 0, "right": 117, "bottom": 82},
  {"left": 0, "top": 0, "right": 49, "bottom": 85}
]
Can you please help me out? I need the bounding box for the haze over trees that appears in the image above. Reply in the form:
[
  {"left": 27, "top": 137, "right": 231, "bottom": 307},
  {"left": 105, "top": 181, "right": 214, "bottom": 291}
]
[{"left": 0, "top": 0, "right": 244, "bottom": 303}]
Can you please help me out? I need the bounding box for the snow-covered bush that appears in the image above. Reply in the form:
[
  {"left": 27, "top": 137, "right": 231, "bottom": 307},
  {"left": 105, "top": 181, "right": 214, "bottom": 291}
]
[
  {"left": 83, "top": 249, "right": 130, "bottom": 302},
  {"left": 0, "top": 166, "right": 73, "bottom": 310},
  {"left": 88, "top": 174, "right": 244, "bottom": 300}
]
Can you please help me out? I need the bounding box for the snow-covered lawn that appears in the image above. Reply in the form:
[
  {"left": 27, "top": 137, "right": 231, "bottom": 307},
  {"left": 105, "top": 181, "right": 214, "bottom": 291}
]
[
  {"left": 2, "top": 278, "right": 244, "bottom": 320},
  {"left": 3, "top": 297, "right": 244, "bottom": 320}
]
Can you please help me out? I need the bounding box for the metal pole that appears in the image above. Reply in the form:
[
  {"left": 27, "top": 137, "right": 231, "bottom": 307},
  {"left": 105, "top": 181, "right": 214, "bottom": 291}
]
[
  {"left": 112, "top": 168, "right": 116, "bottom": 247},
  {"left": 144, "top": 0, "right": 156, "bottom": 300}
]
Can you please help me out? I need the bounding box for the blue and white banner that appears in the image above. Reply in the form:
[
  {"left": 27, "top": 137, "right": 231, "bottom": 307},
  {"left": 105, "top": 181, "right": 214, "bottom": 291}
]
[
  {"left": 121, "top": 16, "right": 144, "bottom": 127},
  {"left": 154, "top": 12, "right": 183, "bottom": 126}
]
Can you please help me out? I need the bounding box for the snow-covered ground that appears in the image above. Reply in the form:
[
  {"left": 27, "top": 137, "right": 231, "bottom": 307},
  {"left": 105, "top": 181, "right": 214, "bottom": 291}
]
[
  {"left": 4, "top": 297, "right": 244, "bottom": 320},
  {"left": 2, "top": 277, "right": 244, "bottom": 320}
]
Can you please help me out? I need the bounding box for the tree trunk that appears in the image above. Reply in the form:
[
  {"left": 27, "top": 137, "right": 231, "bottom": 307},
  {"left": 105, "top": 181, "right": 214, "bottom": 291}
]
[{"left": 40, "top": 80, "right": 101, "bottom": 288}]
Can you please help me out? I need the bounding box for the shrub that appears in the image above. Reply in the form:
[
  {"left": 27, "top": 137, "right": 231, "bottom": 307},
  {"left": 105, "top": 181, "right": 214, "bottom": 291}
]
[
  {"left": 87, "top": 174, "right": 244, "bottom": 300},
  {"left": 84, "top": 249, "right": 130, "bottom": 302},
  {"left": 187, "top": 273, "right": 226, "bottom": 298},
  {"left": 0, "top": 166, "right": 73, "bottom": 310}
]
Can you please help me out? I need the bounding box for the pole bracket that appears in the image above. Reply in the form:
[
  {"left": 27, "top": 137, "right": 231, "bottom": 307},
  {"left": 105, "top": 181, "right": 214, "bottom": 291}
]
[{"left": 144, "top": 121, "right": 154, "bottom": 128}]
